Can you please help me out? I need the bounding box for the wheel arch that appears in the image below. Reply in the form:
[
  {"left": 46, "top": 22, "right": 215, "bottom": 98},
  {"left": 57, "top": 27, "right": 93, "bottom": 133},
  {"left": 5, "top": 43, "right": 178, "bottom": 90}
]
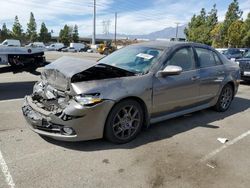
[
  {"left": 226, "top": 81, "right": 235, "bottom": 95},
  {"left": 104, "top": 96, "right": 150, "bottom": 134}
]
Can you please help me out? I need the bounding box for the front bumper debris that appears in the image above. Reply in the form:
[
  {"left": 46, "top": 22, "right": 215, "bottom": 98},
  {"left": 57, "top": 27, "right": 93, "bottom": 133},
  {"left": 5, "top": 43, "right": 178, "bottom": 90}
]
[{"left": 22, "top": 96, "right": 115, "bottom": 141}]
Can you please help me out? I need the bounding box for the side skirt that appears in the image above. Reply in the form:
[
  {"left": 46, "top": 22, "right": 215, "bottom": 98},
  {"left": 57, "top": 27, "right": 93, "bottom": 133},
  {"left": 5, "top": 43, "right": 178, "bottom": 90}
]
[{"left": 150, "top": 103, "right": 211, "bottom": 124}]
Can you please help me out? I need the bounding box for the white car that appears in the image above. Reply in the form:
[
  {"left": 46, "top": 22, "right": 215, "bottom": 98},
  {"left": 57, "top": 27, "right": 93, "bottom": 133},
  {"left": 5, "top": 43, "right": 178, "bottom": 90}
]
[
  {"left": 0, "top": 39, "right": 21, "bottom": 47},
  {"left": 46, "top": 43, "right": 65, "bottom": 51},
  {"left": 26, "top": 42, "right": 46, "bottom": 48},
  {"left": 70, "top": 43, "right": 85, "bottom": 52},
  {"left": 62, "top": 47, "right": 77, "bottom": 53}
]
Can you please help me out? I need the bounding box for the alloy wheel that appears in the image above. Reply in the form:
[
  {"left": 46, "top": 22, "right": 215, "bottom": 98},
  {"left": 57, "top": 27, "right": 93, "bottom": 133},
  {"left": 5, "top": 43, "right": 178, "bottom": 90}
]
[{"left": 112, "top": 105, "right": 141, "bottom": 140}]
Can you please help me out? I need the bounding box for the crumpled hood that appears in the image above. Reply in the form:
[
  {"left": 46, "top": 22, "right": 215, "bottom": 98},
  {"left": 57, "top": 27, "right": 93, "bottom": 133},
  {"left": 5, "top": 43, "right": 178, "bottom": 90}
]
[
  {"left": 42, "top": 56, "right": 97, "bottom": 90},
  {"left": 42, "top": 56, "right": 135, "bottom": 91},
  {"left": 45, "top": 56, "right": 97, "bottom": 78}
]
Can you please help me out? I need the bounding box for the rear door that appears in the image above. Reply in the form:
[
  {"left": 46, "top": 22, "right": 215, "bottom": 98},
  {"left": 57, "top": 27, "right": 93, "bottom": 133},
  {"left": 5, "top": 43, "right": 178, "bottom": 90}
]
[
  {"left": 152, "top": 46, "right": 200, "bottom": 115},
  {"left": 194, "top": 47, "right": 226, "bottom": 103}
]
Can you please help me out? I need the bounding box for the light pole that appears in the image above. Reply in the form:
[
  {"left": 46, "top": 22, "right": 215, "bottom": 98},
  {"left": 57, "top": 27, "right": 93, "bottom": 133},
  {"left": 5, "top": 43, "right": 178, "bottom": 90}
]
[
  {"left": 92, "top": 0, "right": 96, "bottom": 45},
  {"left": 175, "top": 22, "right": 179, "bottom": 41},
  {"left": 114, "top": 12, "right": 117, "bottom": 46}
]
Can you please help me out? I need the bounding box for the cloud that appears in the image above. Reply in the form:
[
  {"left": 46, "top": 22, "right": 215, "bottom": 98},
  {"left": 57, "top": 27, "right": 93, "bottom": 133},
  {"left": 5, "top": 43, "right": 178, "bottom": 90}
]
[
  {"left": 0, "top": 0, "right": 249, "bottom": 36},
  {"left": 0, "top": 0, "right": 112, "bottom": 33}
]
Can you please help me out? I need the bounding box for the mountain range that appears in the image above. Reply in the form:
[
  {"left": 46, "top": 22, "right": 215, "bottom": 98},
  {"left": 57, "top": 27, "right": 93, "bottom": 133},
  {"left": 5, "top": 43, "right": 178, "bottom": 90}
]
[{"left": 93, "top": 24, "right": 187, "bottom": 40}]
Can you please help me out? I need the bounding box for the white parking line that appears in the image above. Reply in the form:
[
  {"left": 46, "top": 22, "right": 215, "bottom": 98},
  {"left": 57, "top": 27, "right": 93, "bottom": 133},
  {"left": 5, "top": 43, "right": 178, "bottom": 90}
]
[
  {"left": 0, "top": 150, "right": 15, "bottom": 188},
  {"left": 200, "top": 130, "right": 250, "bottom": 162},
  {"left": 0, "top": 99, "right": 23, "bottom": 103}
]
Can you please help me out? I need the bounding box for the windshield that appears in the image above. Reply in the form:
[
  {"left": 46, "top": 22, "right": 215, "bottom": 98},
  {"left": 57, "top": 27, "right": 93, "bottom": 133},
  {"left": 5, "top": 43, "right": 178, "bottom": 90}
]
[
  {"left": 243, "top": 51, "right": 250, "bottom": 58},
  {"left": 98, "top": 45, "right": 163, "bottom": 74}
]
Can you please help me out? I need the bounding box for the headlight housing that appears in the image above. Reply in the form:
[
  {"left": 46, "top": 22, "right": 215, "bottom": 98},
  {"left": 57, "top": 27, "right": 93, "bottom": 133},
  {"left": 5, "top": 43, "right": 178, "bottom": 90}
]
[{"left": 75, "top": 95, "right": 103, "bottom": 106}]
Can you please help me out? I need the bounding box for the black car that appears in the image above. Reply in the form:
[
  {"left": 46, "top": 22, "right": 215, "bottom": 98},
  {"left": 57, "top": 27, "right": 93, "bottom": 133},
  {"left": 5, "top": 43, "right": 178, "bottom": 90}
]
[
  {"left": 223, "top": 48, "right": 243, "bottom": 59},
  {"left": 237, "top": 51, "right": 250, "bottom": 81}
]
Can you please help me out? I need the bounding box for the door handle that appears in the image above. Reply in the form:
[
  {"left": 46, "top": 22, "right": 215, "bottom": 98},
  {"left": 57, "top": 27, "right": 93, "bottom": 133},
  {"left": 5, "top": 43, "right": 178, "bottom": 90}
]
[{"left": 191, "top": 76, "right": 200, "bottom": 81}]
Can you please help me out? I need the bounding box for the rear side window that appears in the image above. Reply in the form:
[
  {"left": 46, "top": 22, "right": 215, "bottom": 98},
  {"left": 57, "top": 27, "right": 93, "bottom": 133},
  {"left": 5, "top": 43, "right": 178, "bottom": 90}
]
[
  {"left": 195, "top": 48, "right": 217, "bottom": 68},
  {"left": 166, "top": 47, "right": 195, "bottom": 71},
  {"left": 213, "top": 52, "right": 223, "bottom": 65}
]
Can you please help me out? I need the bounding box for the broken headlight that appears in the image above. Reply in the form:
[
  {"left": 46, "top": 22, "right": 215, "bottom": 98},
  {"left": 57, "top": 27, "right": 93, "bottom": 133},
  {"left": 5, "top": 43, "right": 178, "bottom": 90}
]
[{"left": 74, "top": 95, "right": 103, "bottom": 106}]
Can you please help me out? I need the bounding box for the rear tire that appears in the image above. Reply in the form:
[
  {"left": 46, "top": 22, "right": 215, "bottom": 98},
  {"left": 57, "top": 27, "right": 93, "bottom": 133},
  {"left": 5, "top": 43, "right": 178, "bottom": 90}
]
[
  {"left": 214, "top": 84, "right": 234, "bottom": 112},
  {"left": 105, "top": 100, "right": 144, "bottom": 144}
]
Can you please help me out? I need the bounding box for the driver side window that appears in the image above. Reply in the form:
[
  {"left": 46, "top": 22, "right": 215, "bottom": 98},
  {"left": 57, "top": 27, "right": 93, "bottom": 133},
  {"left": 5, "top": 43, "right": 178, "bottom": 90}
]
[{"left": 166, "top": 47, "right": 195, "bottom": 71}]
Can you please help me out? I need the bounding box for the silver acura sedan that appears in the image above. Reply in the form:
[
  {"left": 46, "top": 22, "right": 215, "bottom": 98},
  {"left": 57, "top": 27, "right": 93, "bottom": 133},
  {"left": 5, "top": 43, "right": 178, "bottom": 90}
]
[{"left": 22, "top": 42, "right": 240, "bottom": 144}]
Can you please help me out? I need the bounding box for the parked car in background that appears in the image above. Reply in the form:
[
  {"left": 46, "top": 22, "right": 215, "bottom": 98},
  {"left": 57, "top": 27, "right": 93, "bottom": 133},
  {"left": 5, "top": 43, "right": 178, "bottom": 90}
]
[
  {"left": 216, "top": 48, "right": 228, "bottom": 54},
  {"left": 70, "top": 43, "right": 86, "bottom": 52},
  {"left": 79, "top": 46, "right": 91, "bottom": 52},
  {"left": 236, "top": 51, "right": 250, "bottom": 82},
  {"left": 241, "top": 48, "right": 250, "bottom": 55},
  {"left": 46, "top": 43, "right": 65, "bottom": 51},
  {"left": 26, "top": 42, "right": 46, "bottom": 48},
  {"left": 0, "top": 39, "right": 21, "bottom": 47},
  {"left": 22, "top": 41, "right": 240, "bottom": 144},
  {"left": 61, "top": 47, "right": 77, "bottom": 53},
  {"left": 223, "top": 48, "right": 242, "bottom": 60}
]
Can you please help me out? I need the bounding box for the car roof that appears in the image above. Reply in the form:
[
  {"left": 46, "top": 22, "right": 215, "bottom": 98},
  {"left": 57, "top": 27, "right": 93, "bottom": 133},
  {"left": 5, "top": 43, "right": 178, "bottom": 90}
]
[{"left": 132, "top": 41, "right": 212, "bottom": 50}]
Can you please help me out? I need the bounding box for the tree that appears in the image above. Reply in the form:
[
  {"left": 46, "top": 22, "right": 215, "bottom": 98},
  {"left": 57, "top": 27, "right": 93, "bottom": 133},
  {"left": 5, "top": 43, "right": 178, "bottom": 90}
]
[
  {"left": 185, "top": 9, "right": 207, "bottom": 43},
  {"left": 0, "top": 23, "right": 11, "bottom": 41},
  {"left": 185, "top": 6, "right": 218, "bottom": 45},
  {"left": 228, "top": 20, "right": 244, "bottom": 47},
  {"left": 72, "top": 24, "right": 79, "bottom": 42},
  {"left": 12, "top": 16, "right": 23, "bottom": 40},
  {"left": 210, "top": 23, "right": 224, "bottom": 47},
  {"left": 206, "top": 4, "right": 218, "bottom": 45},
  {"left": 59, "top": 25, "right": 72, "bottom": 45},
  {"left": 39, "top": 22, "right": 51, "bottom": 43},
  {"left": 222, "top": 0, "right": 243, "bottom": 46},
  {"left": 26, "top": 12, "right": 37, "bottom": 42},
  {"left": 242, "top": 12, "right": 250, "bottom": 47}
]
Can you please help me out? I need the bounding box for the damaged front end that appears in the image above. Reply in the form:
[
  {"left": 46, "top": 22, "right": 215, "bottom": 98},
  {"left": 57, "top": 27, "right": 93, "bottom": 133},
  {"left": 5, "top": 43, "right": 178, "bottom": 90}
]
[
  {"left": 22, "top": 80, "right": 82, "bottom": 138},
  {"left": 21, "top": 56, "right": 135, "bottom": 141},
  {"left": 22, "top": 78, "right": 115, "bottom": 141}
]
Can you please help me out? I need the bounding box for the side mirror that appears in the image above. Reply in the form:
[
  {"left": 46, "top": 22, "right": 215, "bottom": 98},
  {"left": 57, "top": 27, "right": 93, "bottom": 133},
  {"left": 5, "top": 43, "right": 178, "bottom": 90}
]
[{"left": 157, "top": 65, "right": 183, "bottom": 77}]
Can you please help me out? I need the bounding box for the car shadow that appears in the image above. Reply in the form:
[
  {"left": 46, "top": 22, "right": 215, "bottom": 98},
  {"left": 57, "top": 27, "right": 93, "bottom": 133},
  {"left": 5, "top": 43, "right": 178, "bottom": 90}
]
[
  {"left": 240, "top": 80, "right": 250, "bottom": 86},
  {"left": 0, "top": 81, "right": 36, "bottom": 100},
  {"left": 42, "top": 96, "right": 250, "bottom": 151},
  {"left": 0, "top": 62, "right": 50, "bottom": 76}
]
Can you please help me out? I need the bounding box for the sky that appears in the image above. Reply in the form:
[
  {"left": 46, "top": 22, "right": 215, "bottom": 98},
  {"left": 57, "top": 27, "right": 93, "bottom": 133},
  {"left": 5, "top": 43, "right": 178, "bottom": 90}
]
[{"left": 0, "top": 0, "right": 249, "bottom": 37}]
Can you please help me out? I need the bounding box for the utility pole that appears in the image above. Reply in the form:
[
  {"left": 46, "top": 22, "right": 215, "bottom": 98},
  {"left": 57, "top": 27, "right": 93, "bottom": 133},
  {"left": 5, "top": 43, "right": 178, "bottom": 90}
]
[
  {"left": 114, "top": 12, "right": 117, "bottom": 46},
  {"left": 92, "top": 0, "right": 96, "bottom": 45},
  {"left": 175, "top": 22, "right": 179, "bottom": 41}
]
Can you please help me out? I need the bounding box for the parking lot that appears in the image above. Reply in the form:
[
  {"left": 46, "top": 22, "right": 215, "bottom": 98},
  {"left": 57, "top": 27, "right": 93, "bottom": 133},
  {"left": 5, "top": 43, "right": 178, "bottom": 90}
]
[{"left": 0, "top": 52, "right": 250, "bottom": 188}]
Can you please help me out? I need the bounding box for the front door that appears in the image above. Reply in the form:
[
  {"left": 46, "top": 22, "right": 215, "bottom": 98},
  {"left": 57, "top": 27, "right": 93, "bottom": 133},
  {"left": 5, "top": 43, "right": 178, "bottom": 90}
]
[{"left": 152, "top": 47, "right": 200, "bottom": 116}]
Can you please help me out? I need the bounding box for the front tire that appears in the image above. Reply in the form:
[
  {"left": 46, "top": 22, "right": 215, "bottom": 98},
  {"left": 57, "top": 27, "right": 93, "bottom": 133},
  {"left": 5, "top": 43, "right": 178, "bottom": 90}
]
[
  {"left": 214, "top": 84, "right": 234, "bottom": 112},
  {"left": 105, "top": 100, "right": 144, "bottom": 144}
]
